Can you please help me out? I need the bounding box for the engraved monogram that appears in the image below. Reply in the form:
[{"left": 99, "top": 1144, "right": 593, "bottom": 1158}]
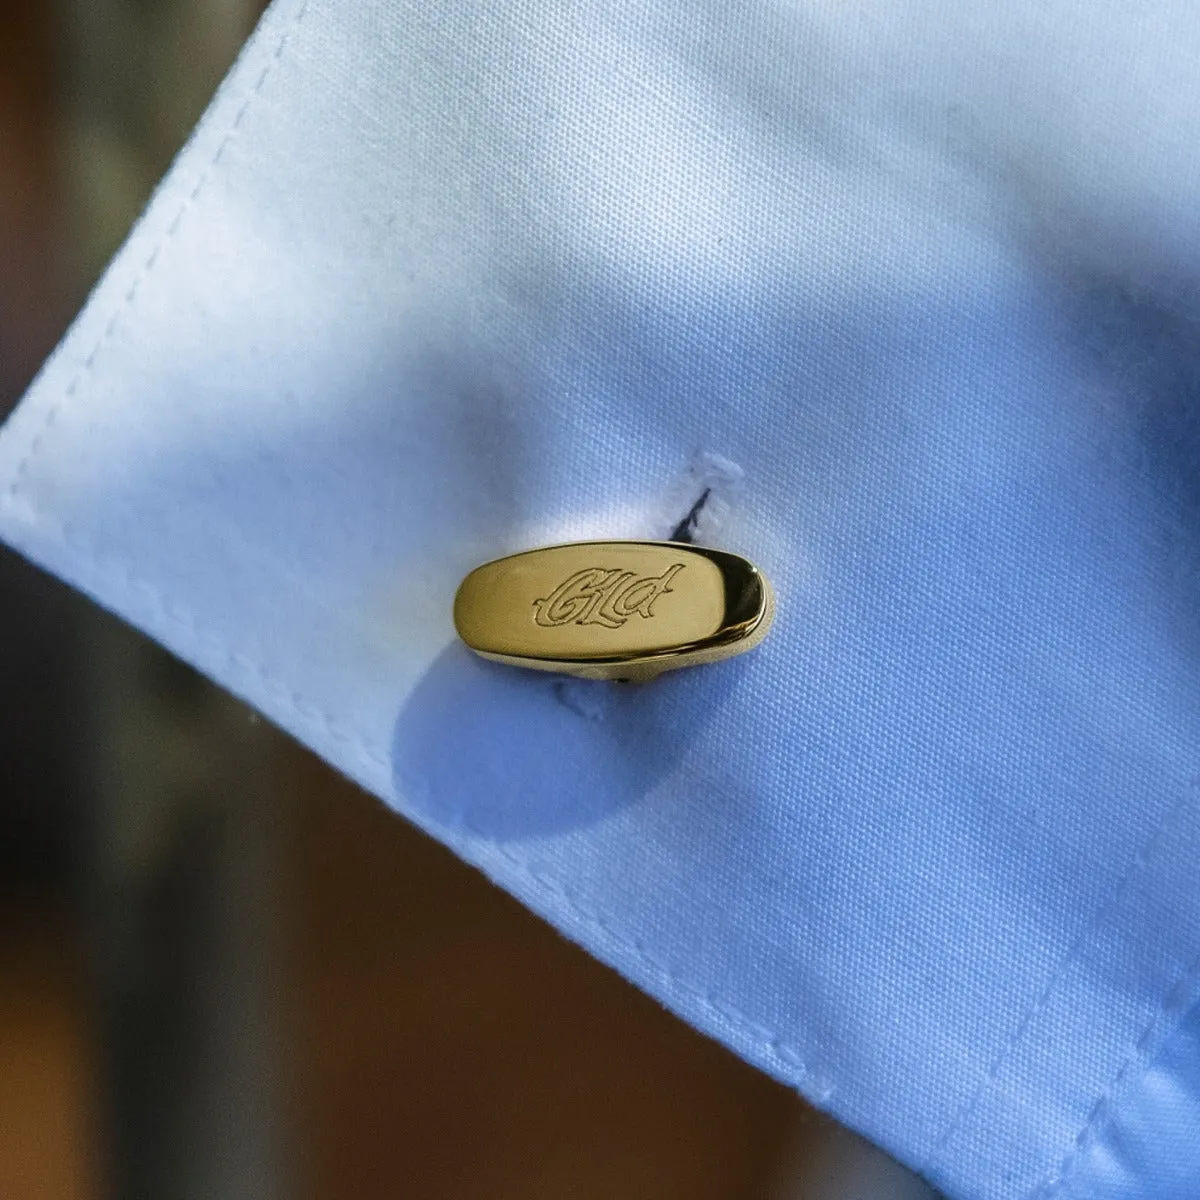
[{"left": 533, "top": 563, "right": 685, "bottom": 629}]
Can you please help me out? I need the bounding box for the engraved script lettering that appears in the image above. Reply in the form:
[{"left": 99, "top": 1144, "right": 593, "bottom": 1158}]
[{"left": 533, "top": 563, "right": 685, "bottom": 629}]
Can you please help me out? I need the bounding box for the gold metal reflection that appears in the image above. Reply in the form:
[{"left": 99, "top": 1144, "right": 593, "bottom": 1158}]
[{"left": 454, "top": 541, "right": 774, "bottom": 681}]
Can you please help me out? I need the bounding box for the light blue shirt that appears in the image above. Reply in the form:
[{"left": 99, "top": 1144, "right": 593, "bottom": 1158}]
[{"left": 2, "top": 2, "right": 1199, "bottom": 1195}]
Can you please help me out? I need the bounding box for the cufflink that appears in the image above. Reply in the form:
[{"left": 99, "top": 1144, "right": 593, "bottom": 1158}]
[{"left": 454, "top": 541, "right": 774, "bottom": 681}]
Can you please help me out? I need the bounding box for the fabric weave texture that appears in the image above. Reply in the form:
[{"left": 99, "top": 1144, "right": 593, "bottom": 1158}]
[{"left": 2, "top": 2, "right": 1200, "bottom": 1196}]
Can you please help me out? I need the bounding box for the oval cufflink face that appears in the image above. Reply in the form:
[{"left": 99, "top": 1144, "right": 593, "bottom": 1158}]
[{"left": 454, "top": 541, "right": 773, "bottom": 680}]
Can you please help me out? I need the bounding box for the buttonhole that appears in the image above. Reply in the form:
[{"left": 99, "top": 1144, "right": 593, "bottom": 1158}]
[{"left": 668, "top": 487, "right": 712, "bottom": 545}]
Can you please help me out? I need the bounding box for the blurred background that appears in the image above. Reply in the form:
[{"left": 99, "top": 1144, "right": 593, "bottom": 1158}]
[{"left": 0, "top": 4, "right": 939, "bottom": 1197}]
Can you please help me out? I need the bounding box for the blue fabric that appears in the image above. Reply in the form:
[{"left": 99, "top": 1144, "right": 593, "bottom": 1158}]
[
  {"left": 1056, "top": 992, "right": 1200, "bottom": 1200},
  {"left": 1, "top": 2, "right": 1199, "bottom": 1196}
]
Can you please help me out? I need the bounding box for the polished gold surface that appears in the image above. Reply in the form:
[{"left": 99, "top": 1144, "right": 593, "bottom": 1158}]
[{"left": 454, "top": 541, "right": 774, "bottom": 680}]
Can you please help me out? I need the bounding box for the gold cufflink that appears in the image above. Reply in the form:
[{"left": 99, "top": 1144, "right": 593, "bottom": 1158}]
[{"left": 454, "top": 541, "right": 774, "bottom": 681}]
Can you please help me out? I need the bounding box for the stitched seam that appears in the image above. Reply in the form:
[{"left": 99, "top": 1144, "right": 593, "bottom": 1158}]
[
  {"left": 929, "top": 787, "right": 1196, "bottom": 1166},
  {"left": 18, "top": 505, "right": 821, "bottom": 1088},
  {"left": 2, "top": 0, "right": 1183, "bottom": 1132},
  {"left": 1035, "top": 946, "right": 1200, "bottom": 1199},
  {"left": 55, "top": 516, "right": 386, "bottom": 763},
  {"left": 3, "top": 0, "right": 311, "bottom": 511},
  {"left": 0, "top": 0, "right": 821, "bottom": 1100},
  {"left": 471, "top": 835, "right": 812, "bottom": 1074},
  {"left": 2, "top": 0, "right": 1188, "bottom": 1168}
]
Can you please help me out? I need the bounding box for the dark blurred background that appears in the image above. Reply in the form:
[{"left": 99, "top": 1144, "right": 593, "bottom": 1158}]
[{"left": 0, "top": 5, "right": 939, "bottom": 1198}]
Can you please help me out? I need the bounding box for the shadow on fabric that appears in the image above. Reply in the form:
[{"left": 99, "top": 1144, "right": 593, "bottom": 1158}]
[{"left": 391, "top": 642, "right": 750, "bottom": 842}]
